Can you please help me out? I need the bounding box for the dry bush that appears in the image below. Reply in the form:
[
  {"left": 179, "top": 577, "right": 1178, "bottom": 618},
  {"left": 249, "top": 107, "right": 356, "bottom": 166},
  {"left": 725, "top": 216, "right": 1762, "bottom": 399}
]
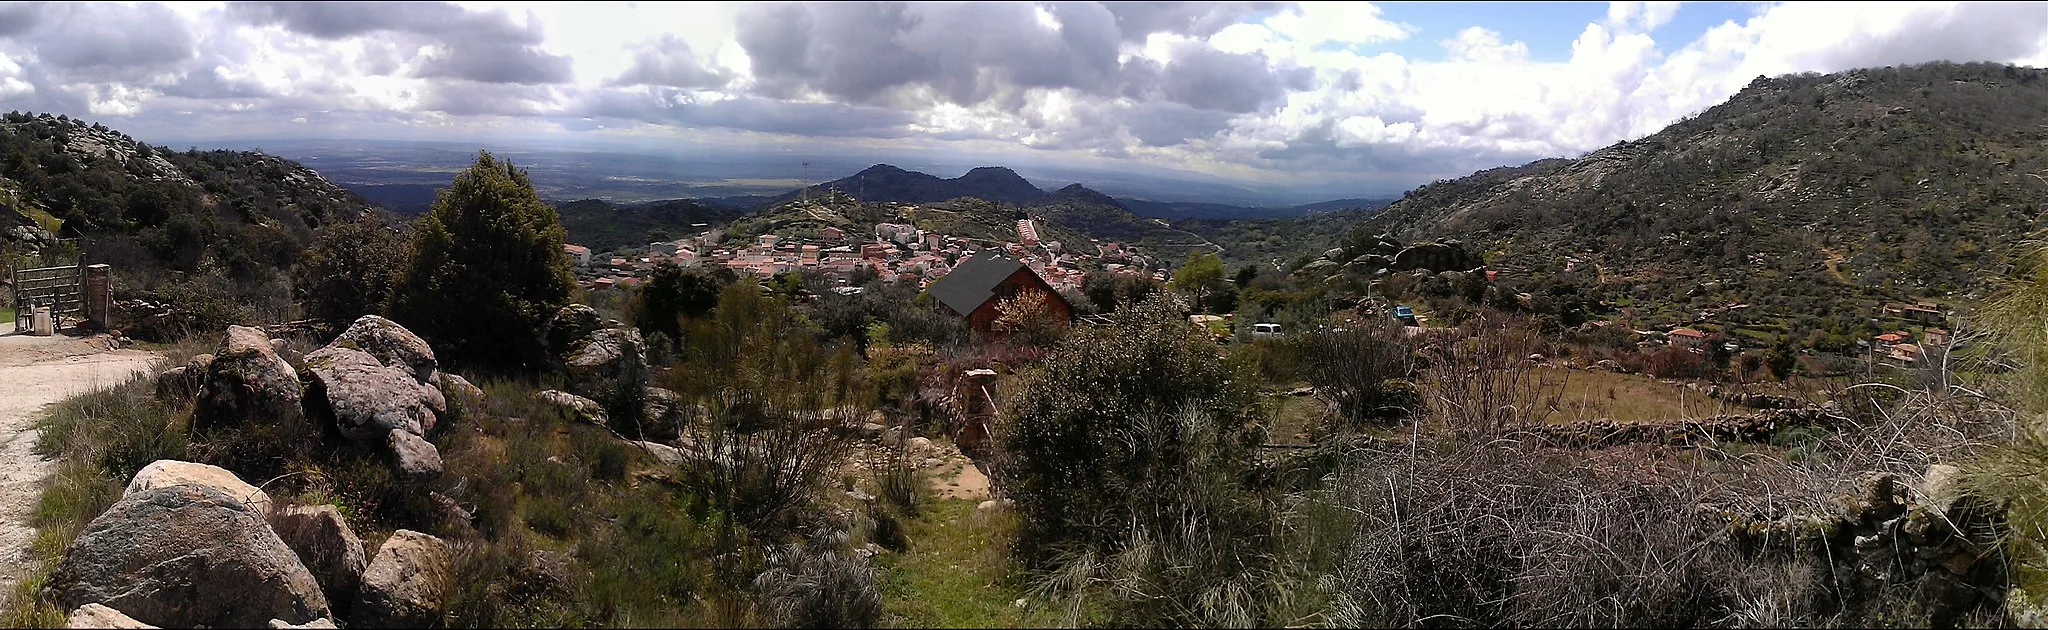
[
  {"left": 752, "top": 529, "right": 882, "bottom": 629},
  {"left": 1294, "top": 316, "right": 1421, "bottom": 429},
  {"left": 680, "top": 393, "right": 858, "bottom": 541},
  {"left": 1422, "top": 316, "right": 1566, "bottom": 436}
]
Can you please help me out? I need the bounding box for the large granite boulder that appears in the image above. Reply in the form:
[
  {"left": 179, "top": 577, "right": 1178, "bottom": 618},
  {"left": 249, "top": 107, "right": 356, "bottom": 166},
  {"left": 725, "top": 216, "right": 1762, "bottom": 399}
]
[
  {"left": 193, "top": 326, "right": 304, "bottom": 433},
  {"left": 153, "top": 353, "right": 213, "bottom": 401},
  {"left": 49, "top": 485, "right": 330, "bottom": 628},
  {"left": 332, "top": 315, "right": 438, "bottom": 382},
  {"left": 352, "top": 530, "right": 451, "bottom": 629},
  {"left": 535, "top": 390, "right": 607, "bottom": 427},
  {"left": 302, "top": 347, "right": 437, "bottom": 442},
  {"left": 438, "top": 373, "right": 487, "bottom": 416},
  {"left": 125, "top": 459, "right": 273, "bottom": 515},
  {"left": 564, "top": 327, "right": 647, "bottom": 415},
  {"left": 641, "top": 386, "right": 685, "bottom": 441},
  {"left": 542, "top": 304, "right": 603, "bottom": 360},
  {"left": 268, "top": 504, "right": 368, "bottom": 609},
  {"left": 387, "top": 428, "right": 444, "bottom": 479},
  {"left": 1389, "top": 240, "right": 1481, "bottom": 273}
]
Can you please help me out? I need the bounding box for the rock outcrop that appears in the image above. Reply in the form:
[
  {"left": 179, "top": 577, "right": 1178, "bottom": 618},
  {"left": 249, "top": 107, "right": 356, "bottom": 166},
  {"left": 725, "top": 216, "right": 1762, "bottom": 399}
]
[
  {"left": 535, "top": 390, "right": 607, "bottom": 427},
  {"left": 65, "top": 604, "right": 155, "bottom": 629},
  {"left": 152, "top": 353, "right": 212, "bottom": 401},
  {"left": 50, "top": 485, "right": 330, "bottom": 629},
  {"left": 193, "top": 325, "right": 305, "bottom": 433},
  {"left": 268, "top": 504, "right": 368, "bottom": 608},
  {"left": 300, "top": 315, "right": 451, "bottom": 479},
  {"left": 641, "top": 386, "right": 685, "bottom": 441},
  {"left": 542, "top": 304, "right": 650, "bottom": 434},
  {"left": 124, "top": 459, "right": 274, "bottom": 514},
  {"left": 331, "top": 315, "right": 438, "bottom": 382},
  {"left": 352, "top": 529, "right": 451, "bottom": 629}
]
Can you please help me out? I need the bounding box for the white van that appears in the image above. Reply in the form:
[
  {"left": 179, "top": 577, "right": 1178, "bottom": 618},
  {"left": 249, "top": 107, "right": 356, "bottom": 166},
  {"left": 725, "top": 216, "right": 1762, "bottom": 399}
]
[{"left": 1250, "top": 323, "right": 1282, "bottom": 339}]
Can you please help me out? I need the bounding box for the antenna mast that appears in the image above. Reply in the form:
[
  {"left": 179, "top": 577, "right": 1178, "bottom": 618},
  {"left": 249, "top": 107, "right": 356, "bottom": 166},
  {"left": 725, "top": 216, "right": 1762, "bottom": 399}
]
[{"left": 802, "top": 161, "right": 812, "bottom": 201}]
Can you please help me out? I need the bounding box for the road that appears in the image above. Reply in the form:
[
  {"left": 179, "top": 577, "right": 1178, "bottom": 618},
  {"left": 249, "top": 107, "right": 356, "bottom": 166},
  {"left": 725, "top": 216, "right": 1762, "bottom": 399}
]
[{"left": 0, "top": 322, "right": 161, "bottom": 606}]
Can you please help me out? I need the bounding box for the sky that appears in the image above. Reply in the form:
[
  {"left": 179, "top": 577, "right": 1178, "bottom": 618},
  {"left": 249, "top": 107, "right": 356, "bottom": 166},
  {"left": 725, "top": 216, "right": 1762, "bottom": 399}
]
[{"left": 0, "top": 1, "right": 2045, "bottom": 197}]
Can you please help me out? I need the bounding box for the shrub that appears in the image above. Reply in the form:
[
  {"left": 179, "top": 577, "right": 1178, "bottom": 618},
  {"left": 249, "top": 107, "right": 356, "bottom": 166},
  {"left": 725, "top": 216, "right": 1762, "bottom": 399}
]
[
  {"left": 293, "top": 214, "right": 408, "bottom": 327},
  {"left": 1294, "top": 317, "right": 1420, "bottom": 429},
  {"left": 387, "top": 150, "right": 576, "bottom": 371},
  {"left": 752, "top": 530, "right": 882, "bottom": 628}
]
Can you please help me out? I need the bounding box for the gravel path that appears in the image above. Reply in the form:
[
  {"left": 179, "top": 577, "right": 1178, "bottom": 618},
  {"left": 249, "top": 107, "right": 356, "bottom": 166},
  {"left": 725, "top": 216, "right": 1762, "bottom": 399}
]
[{"left": 0, "top": 323, "right": 161, "bottom": 606}]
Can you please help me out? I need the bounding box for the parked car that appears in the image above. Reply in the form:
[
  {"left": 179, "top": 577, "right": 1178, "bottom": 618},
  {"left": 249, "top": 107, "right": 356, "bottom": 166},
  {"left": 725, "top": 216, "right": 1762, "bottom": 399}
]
[{"left": 1250, "top": 322, "right": 1283, "bottom": 338}]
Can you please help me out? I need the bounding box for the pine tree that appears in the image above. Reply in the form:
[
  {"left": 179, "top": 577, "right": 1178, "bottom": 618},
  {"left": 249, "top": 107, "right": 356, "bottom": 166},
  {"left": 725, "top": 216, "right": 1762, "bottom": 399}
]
[{"left": 387, "top": 151, "right": 575, "bottom": 370}]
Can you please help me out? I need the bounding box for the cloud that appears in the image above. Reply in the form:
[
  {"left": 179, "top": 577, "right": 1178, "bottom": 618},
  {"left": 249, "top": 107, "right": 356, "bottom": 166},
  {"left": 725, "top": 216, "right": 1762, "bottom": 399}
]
[
  {"left": 0, "top": 1, "right": 2045, "bottom": 197},
  {"left": 608, "top": 35, "right": 731, "bottom": 89}
]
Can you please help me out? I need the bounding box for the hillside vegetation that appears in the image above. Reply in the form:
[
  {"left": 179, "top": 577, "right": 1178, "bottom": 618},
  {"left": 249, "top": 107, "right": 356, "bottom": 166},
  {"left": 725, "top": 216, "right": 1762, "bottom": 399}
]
[{"left": 1315, "top": 62, "right": 2048, "bottom": 339}]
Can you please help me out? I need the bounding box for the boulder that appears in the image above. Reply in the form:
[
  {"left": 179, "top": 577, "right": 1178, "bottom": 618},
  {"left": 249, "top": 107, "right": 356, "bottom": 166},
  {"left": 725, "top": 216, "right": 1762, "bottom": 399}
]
[
  {"left": 193, "top": 325, "right": 305, "bottom": 433},
  {"left": 438, "top": 373, "right": 487, "bottom": 416},
  {"left": 542, "top": 304, "right": 603, "bottom": 360},
  {"left": 535, "top": 390, "right": 607, "bottom": 426},
  {"left": 386, "top": 429, "right": 444, "bottom": 479},
  {"left": 641, "top": 386, "right": 684, "bottom": 441},
  {"left": 269, "top": 619, "right": 341, "bottom": 629},
  {"left": 154, "top": 353, "right": 212, "bottom": 401},
  {"left": 1390, "top": 241, "right": 1481, "bottom": 273},
  {"left": 303, "top": 347, "right": 437, "bottom": 443},
  {"left": 50, "top": 485, "right": 330, "bottom": 629},
  {"left": 66, "top": 604, "right": 155, "bottom": 629},
  {"left": 333, "top": 315, "right": 438, "bottom": 383},
  {"left": 125, "top": 459, "right": 273, "bottom": 515},
  {"left": 268, "top": 505, "right": 367, "bottom": 607},
  {"left": 353, "top": 530, "right": 451, "bottom": 629},
  {"left": 1920, "top": 464, "right": 1966, "bottom": 516},
  {"left": 418, "top": 380, "right": 448, "bottom": 421},
  {"left": 633, "top": 440, "right": 683, "bottom": 466},
  {"left": 564, "top": 327, "right": 647, "bottom": 412}
]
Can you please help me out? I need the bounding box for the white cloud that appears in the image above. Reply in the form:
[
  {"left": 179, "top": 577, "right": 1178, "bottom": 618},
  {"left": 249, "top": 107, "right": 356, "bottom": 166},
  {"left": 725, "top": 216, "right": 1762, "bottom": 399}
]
[{"left": 0, "top": 1, "right": 2043, "bottom": 195}]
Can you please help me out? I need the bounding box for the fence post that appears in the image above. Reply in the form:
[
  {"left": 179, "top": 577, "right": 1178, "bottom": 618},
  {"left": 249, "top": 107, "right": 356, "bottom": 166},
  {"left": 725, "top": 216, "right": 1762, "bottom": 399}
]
[{"left": 84, "top": 264, "right": 111, "bottom": 331}]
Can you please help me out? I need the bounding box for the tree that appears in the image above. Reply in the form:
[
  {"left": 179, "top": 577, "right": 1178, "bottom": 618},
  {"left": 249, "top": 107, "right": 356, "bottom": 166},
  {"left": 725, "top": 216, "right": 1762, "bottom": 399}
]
[
  {"left": 293, "top": 215, "right": 409, "bottom": 327},
  {"left": 633, "top": 261, "right": 727, "bottom": 340},
  {"left": 386, "top": 151, "right": 576, "bottom": 370},
  {"left": 1170, "top": 251, "right": 1226, "bottom": 312}
]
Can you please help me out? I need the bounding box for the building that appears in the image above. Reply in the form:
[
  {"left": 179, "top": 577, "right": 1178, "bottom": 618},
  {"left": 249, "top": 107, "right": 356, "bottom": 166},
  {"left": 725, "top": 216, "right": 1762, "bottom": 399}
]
[
  {"left": 1924, "top": 328, "right": 1951, "bottom": 347},
  {"left": 564, "top": 244, "right": 592, "bottom": 267},
  {"left": 1669, "top": 328, "right": 1708, "bottom": 347},
  {"left": 925, "top": 251, "right": 1073, "bottom": 335}
]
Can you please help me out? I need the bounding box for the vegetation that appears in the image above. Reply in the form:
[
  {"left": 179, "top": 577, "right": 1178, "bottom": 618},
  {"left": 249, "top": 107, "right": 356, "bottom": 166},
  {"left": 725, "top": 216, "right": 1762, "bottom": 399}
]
[
  {"left": 387, "top": 151, "right": 577, "bottom": 371},
  {"left": 292, "top": 214, "right": 410, "bottom": 328}
]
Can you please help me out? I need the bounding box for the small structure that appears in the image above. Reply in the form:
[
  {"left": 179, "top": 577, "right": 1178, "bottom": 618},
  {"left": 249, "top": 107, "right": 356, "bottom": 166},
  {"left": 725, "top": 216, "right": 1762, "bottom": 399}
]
[
  {"left": 1669, "top": 328, "right": 1709, "bottom": 347},
  {"left": 925, "top": 251, "right": 1073, "bottom": 335},
  {"left": 563, "top": 244, "right": 592, "bottom": 267},
  {"left": 1924, "top": 328, "right": 1951, "bottom": 348}
]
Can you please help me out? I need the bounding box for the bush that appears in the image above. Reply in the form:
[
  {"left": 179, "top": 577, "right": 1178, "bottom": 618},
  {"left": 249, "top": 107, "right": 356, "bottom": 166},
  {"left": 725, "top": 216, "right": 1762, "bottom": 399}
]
[
  {"left": 293, "top": 214, "right": 409, "bottom": 327},
  {"left": 752, "top": 530, "right": 882, "bottom": 628},
  {"left": 387, "top": 151, "right": 576, "bottom": 371},
  {"left": 1294, "top": 317, "right": 1420, "bottom": 428}
]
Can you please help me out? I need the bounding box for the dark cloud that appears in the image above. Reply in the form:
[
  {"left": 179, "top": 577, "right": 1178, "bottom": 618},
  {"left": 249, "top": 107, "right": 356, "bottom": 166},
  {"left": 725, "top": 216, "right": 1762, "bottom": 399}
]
[
  {"left": 231, "top": 1, "right": 573, "bottom": 84},
  {"left": 31, "top": 3, "right": 195, "bottom": 75},
  {"left": 582, "top": 88, "right": 914, "bottom": 138},
  {"left": 1159, "top": 45, "right": 1292, "bottom": 113},
  {"left": 159, "top": 62, "right": 274, "bottom": 100},
  {"left": 416, "top": 82, "right": 557, "bottom": 117},
  {"left": 1101, "top": 1, "right": 1291, "bottom": 42},
  {"left": 1123, "top": 102, "right": 1235, "bottom": 147},
  {"left": 608, "top": 35, "right": 730, "bottom": 89},
  {"left": 0, "top": 2, "right": 46, "bottom": 38},
  {"left": 415, "top": 43, "right": 574, "bottom": 85}
]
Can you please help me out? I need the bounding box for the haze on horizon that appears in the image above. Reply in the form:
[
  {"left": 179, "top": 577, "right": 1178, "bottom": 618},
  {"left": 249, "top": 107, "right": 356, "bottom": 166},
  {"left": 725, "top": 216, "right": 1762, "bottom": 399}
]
[{"left": 0, "top": 1, "right": 2044, "bottom": 200}]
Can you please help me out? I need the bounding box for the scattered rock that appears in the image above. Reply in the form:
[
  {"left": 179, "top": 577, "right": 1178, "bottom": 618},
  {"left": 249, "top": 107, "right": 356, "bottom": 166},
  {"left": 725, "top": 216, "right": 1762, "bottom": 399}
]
[
  {"left": 352, "top": 530, "right": 451, "bottom": 629},
  {"left": 193, "top": 325, "right": 306, "bottom": 433},
  {"left": 430, "top": 491, "right": 473, "bottom": 527},
  {"left": 1919, "top": 464, "right": 1965, "bottom": 515},
  {"left": 386, "top": 429, "right": 444, "bottom": 480},
  {"left": 640, "top": 386, "right": 684, "bottom": 441},
  {"left": 542, "top": 304, "right": 604, "bottom": 359},
  {"left": 269, "top": 619, "right": 341, "bottom": 629},
  {"left": 50, "top": 485, "right": 331, "bottom": 629},
  {"left": 632, "top": 441, "right": 683, "bottom": 466},
  {"left": 152, "top": 353, "right": 213, "bottom": 401},
  {"left": 66, "top": 603, "right": 155, "bottom": 629},
  {"left": 535, "top": 390, "right": 607, "bottom": 426},
  {"left": 268, "top": 505, "right": 367, "bottom": 608},
  {"left": 303, "top": 347, "right": 438, "bottom": 443},
  {"left": 908, "top": 437, "right": 932, "bottom": 450},
  {"left": 332, "top": 315, "right": 439, "bottom": 382},
  {"left": 125, "top": 459, "right": 274, "bottom": 515},
  {"left": 858, "top": 422, "right": 887, "bottom": 440}
]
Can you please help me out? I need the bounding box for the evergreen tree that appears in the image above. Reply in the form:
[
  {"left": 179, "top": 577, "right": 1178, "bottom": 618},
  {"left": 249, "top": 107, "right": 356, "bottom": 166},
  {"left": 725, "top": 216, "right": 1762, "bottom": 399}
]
[
  {"left": 387, "top": 151, "right": 575, "bottom": 370},
  {"left": 294, "top": 215, "right": 408, "bottom": 327}
]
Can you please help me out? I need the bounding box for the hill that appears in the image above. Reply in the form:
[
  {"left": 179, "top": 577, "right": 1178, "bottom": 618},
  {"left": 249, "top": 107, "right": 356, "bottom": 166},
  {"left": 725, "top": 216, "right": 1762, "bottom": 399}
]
[
  {"left": 1026, "top": 184, "right": 1218, "bottom": 263},
  {"left": 765, "top": 164, "right": 1049, "bottom": 209},
  {"left": 0, "top": 111, "right": 379, "bottom": 325},
  {"left": 1119, "top": 197, "right": 1392, "bottom": 220},
  {"left": 1298, "top": 62, "right": 2048, "bottom": 340},
  {"left": 1180, "top": 203, "right": 1392, "bottom": 271}
]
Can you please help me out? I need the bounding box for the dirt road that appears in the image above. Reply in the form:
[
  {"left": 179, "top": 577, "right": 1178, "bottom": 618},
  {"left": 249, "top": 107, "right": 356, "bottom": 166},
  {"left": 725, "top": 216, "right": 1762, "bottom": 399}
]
[{"left": 0, "top": 322, "right": 161, "bottom": 604}]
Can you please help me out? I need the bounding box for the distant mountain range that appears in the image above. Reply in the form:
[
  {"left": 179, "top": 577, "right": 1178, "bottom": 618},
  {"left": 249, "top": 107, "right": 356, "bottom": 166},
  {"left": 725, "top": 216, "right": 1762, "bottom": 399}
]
[{"left": 760, "top": 163, "right": 1390, "bottom": 220}]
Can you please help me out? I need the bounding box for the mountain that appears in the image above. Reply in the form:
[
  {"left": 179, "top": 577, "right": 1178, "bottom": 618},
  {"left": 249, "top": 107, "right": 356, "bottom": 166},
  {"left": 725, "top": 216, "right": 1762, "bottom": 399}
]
[
  {"left": 1309, "top": 61, "right": 2048, "bottom": 337},
  {"left": 1119, "top": 197, "right": 1393, "bottom": 220},
  {"left": 764, "top": 164, "right": 1049, "bottom": 208},
  {"left": 1182, "top": 205, "right": 1392, "bottom": 271},
  {"left": 554, "top": 197, "right": 750, "bottom": 252}
]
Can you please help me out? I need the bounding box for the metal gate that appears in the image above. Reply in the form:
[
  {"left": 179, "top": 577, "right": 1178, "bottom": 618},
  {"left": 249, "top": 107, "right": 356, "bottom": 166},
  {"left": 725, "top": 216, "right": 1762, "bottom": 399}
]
[{"left": 10, "top": 263, "right": 82, "bottom": 330}]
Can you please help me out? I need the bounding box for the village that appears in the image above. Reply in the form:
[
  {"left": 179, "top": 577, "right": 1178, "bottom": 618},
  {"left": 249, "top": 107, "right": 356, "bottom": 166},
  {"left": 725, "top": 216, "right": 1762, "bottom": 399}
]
[{"left": 562, "top": 213, "right": 1163, "bottom": 298}]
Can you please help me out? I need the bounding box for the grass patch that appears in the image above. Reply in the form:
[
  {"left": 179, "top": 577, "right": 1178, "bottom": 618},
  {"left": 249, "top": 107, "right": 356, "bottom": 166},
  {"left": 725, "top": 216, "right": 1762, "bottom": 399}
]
[
  {"left": 1549, "top": 367, "right": 1727, "bottom": 422},
  {"left": 872, "top": 499, "right": 1066, "bottom": 628}
]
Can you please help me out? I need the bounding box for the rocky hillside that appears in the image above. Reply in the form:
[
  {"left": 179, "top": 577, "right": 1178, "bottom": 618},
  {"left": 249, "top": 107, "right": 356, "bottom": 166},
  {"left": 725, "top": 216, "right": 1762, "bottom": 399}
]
[
  {"left": 555, "top": 198, "right": 749, "bottom": 251},
  {"left": 0, "top": 111, "right": 379, "bottom": 321},
  {"left": 1310, "top": 62, "right": 2048, "bottom": 331},
  {"left": 1027, "top": 184, "right": 1217, "bottom": 262}
]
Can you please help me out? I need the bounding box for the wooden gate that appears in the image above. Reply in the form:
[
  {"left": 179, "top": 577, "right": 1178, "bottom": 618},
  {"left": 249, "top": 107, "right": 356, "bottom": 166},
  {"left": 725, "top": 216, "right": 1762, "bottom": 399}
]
[{"left": 10, "top": 263, "right": 83, "bottom": 330}]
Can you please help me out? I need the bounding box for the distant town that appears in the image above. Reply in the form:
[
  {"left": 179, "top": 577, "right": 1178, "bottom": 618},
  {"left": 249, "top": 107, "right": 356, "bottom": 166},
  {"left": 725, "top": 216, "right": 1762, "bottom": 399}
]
[{"left": 564, "top": 201, "right": 1164, "bottom": 295}]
